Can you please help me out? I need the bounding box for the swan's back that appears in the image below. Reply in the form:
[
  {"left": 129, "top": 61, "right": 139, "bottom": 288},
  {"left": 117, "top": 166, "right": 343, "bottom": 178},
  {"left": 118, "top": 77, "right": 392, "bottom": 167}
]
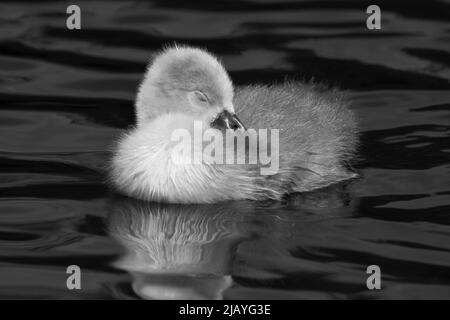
[{"left": 234, "top": 82, "right": 358, "bottom": 192}]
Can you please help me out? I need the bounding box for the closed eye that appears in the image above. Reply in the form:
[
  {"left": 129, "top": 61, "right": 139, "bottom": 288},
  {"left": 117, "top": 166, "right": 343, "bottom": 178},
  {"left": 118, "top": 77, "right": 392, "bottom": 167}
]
[{"left": 194, "top": 90, "right": 209, "bottom": 103}]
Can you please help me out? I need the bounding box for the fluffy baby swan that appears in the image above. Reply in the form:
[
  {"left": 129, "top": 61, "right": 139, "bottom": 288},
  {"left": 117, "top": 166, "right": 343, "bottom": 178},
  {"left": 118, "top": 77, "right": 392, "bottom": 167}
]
[{"left": 111, "top": 46, "right": 358, "bottom": 203}]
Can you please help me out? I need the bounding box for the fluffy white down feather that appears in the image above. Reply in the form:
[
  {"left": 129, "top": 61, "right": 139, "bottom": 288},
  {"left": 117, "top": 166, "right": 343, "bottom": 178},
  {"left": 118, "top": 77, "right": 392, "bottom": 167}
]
[{"left": 110, "top": 45, "right": 358, "bottom": 203}]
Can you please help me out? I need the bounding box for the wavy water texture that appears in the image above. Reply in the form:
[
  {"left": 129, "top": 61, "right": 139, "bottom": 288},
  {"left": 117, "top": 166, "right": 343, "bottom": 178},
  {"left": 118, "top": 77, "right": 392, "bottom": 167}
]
[{"left": 0, "top": 0, "right": 449, "bottom": 299}]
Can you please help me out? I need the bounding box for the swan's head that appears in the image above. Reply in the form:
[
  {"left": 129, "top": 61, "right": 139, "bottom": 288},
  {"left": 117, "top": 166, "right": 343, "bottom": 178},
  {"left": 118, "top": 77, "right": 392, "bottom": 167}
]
[{"left": 135, "top": 45, "right": 245, "bottom": 131}]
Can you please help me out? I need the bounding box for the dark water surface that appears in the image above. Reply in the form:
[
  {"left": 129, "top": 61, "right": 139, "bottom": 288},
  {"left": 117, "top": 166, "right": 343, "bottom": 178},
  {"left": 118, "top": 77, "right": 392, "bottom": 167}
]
[{"left": 1, "top": 0, "right": 450, "bottom": 299}]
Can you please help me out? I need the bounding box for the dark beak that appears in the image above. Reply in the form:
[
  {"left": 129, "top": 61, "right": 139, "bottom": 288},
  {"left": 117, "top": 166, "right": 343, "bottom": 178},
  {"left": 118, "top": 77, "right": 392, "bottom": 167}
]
[{"left": 211, "top": 110, "right": 246, "bottom": 131}]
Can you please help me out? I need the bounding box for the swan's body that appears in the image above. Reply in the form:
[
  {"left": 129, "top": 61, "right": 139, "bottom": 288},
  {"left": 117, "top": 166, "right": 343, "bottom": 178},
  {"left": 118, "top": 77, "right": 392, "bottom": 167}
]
[{"left": 111, "top": 46, "right": 358, "bottom": 203}]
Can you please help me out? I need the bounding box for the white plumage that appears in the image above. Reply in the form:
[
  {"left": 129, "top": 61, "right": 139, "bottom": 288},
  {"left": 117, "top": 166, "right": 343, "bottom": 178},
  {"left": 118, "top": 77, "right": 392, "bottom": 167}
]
[{"left": 110, "top": 45, "right": 358, "bottom": 203}]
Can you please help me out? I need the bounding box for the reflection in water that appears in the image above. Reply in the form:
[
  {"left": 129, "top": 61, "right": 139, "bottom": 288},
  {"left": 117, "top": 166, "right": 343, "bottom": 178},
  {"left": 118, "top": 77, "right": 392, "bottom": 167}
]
[
  {"left": 107, "top": 184, "right": 355, "bottom": 300},
  {"left": 107, "top": 199, "right": 255, "bottom": 299}
]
